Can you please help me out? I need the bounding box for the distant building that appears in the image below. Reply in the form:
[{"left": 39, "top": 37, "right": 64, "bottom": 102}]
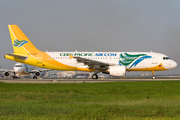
[
  {"left": 57, "top": 71, "right": 76, "bottom": 78},
  {"left": 73, "top": 73, "right": 90, "bottom": 79}
]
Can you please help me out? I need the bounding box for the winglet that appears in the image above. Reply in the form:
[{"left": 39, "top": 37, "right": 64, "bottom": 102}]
[{"left": 68, "top": 54, "right": 74, "bottom": 59}]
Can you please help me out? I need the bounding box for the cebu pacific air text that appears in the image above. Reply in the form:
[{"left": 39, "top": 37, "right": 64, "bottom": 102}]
[{"left": 59, "top": 53, "right": 117, "bottom": 57}]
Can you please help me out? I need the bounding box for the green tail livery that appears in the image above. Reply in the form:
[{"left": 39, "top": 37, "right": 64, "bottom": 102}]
[{"left": 13, "top": 39, "right": 29, "bottom": 48}]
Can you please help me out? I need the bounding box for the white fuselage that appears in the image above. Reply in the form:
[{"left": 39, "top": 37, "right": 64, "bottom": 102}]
[
  {"left": 46, "top": 52, "right": 177, "bottom": 71},
  {"left": 13, "top": 63, "right": 29, "bottom": 76}
]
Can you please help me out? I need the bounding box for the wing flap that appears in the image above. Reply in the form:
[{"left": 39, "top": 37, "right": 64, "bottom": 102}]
[
  {"left": 29, "top": 69, "right": 51, "bottom": 73},
  {"left": 68, "top": 54, "right": 110, "bottom": 69}
]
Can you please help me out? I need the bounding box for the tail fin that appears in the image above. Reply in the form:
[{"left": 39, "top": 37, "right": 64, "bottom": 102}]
[{"left": 8, "top": 25, "right": 41, "bottom": 54}]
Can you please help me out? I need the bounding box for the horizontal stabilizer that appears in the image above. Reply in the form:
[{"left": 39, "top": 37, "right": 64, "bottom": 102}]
[{"left": 5, "top": 53, "right": 27, "bottom": 60}]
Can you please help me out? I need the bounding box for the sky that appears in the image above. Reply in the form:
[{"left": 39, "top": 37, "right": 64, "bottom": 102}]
[{"left": 0, "top": 0, "right": 180, "bottom": 75}]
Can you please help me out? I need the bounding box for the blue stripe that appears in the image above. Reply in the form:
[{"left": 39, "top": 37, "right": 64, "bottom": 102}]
[{"left": 129, "top": 56, "right": 152, "bottom": 69}]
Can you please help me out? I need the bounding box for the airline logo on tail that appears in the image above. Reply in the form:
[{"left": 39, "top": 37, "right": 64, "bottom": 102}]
[{"left": 13, "top": 39, "right": 29, "bottom": 48}]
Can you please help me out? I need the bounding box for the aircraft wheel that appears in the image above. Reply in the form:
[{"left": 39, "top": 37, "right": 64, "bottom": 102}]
[
  {"left": 92, "top": 74, "right": 98, "bottom": 79},
  {"left": 13, "top": 76, "right": 18, "bottom": 79},
  {"left": 33, "top": 76, "right": 37, "bottom": 79},
  {"left": 152, "top": 76, "right": 156, "bottom": 79}
]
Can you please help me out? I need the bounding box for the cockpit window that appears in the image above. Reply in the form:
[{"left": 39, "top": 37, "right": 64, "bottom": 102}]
[
  {"left": 163, "top": 57, "right": 170, "bottom": 60},
  {"left": 15, "top": 65, "right": 23, "bottom": 67}
]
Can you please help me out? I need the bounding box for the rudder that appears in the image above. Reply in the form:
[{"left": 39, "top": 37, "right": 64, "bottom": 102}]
[{"left": 8, "top": 25, "right": 41, "bottom": 54}]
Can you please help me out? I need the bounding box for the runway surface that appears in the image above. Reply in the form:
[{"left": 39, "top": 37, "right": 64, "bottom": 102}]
[{"left": 0, "top": 78, "right": 180, "bottom": 83}]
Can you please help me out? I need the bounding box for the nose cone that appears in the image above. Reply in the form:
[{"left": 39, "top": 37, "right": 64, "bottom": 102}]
[
  {"left": 164, "top": 60, "right": 177, "bottom": 70},
  {"left": 14, "top": 67, "right": 24, "bottom": 73},
  {"left": 172, "top": 60, "right": 177, "bottom": 69}
]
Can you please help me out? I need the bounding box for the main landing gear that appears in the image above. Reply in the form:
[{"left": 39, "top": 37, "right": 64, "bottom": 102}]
[
  {"left": 92, "top": 69, "right": 100, "bottom": 79},
  {"left": 92, "top": 74, "right": 98, "bottom": 79}
]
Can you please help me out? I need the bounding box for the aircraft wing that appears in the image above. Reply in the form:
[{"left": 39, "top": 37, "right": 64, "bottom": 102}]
[
  {"left": 0, "top": 69, "right": 14, "bottom": 72},
  {"left": 28, "top": 69, "right": 51, "bottom": 73},
  {"left": 69, "top": 54, "right": 112, "bottom": 69},
  {"left": 0, "top": 69, "right": 9, "bottom": 72}
]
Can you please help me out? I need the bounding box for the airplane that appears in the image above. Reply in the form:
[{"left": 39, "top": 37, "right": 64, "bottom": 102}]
[
  {"left": 0, "top": 62, "right": 49, "bottom": 79},
  {"left": 4, "top": 25, "right": 177, "bottom": 79}
]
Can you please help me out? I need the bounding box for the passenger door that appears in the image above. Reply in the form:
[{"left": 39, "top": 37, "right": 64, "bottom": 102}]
[
  {"left": 152, "top": 54, "right": 157, "bottom": 64},
  {"left": 37, "top": 53, "right": 43, "bottom": 64}
]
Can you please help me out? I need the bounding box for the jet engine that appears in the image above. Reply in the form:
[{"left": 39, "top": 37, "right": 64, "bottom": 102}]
[
  {"left": 103, "top": 66, "right": 126, "bottom": 76},
  {"left": 35, "top": 71, "right": 41, "bottom": 77},
  {"left": 4, "top": 71, "right": 10, "bottom": 77}
]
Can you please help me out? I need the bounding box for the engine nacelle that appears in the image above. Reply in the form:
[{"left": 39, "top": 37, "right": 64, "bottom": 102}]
[
  {"left": 104, "top": 66, "right": 126, "bottom": 77},
  {"left": 4, "top": 71, "right": 10, "bottom": 77},
  {"left": 35, "top": 71, "right": 41, "bottom": 77}
]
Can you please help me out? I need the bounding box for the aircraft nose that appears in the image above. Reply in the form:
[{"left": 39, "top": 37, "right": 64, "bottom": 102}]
[
  {"left": 14, "top": 67, "right": 23, "bottom": 73},
  {"left": 163, "top": 60, "right": 177, "bottom": 70},
  {"left": 171, "top": 60, "right": 177, "bottom": 68}
]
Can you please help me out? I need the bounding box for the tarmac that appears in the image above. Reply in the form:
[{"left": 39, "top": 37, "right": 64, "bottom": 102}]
[{"left": 0, "top": 78, "right": 180, "bottom": 83}]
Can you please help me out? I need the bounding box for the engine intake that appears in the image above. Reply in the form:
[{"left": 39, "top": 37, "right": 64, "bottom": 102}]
[
  {"left": 4, "top": 72, "right": 10, "bottom": 76},
  {"left": 35, "top": 72, "right": 41, "bottom": 77}
]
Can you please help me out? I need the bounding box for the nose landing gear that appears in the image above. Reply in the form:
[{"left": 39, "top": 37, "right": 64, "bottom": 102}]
[
  {"left": 33, "top": 76, "right": 37, "bottom": 79},
  {"left": 152, "top": 71, "right": 156, "bottom": 79},
  {"left": 12, "top": 72, "right": 18, "bottom": 79},
  {"left": 13, "top": 76, "right": 18, "bottom": 79}
]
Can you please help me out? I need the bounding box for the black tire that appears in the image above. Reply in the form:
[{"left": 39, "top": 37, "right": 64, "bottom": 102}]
[
  {"left": 13, "top": 76, "right": 18, "bottom": 79},
  {"left": 92, "top": 74, "right": 98, "bottom": 79}
]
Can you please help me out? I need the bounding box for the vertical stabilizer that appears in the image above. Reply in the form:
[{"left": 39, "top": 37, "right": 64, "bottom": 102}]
[{"left": 8, "top": 25, "right": 41, "bottom": 54}]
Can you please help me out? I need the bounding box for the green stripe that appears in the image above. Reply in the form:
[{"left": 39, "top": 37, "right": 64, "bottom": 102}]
[
  {"left": 125, "top": 53, "right": 146, "bottom": 58},
  {"left": 119, "top": 60, "right": 133, "bottom": 66}
]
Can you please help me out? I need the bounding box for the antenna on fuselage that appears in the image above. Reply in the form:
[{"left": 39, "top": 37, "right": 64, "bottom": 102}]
[
  {"left": 151, "top": 50, "right": 153, "bottom": 53},
  {"left": 75, "top": 50, "right": 77, "bottom": 52}
]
